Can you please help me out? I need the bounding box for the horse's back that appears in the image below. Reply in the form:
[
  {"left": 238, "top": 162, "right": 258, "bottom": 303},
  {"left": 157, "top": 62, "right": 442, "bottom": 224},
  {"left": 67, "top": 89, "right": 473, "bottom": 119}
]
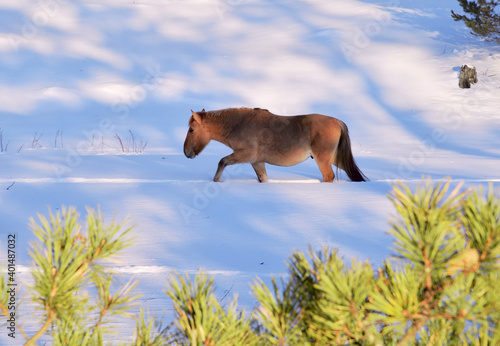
[{"left": 244, "top": 110, "right": 342, "bottom": 147}]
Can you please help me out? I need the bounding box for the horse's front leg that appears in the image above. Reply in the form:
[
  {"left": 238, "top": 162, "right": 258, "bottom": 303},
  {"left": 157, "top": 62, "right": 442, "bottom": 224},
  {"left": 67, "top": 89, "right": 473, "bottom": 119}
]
[
  {"left": 213, "top": 150, "right": 255, "bottom": 182},
  {"left": 251, "top": 162, "right": 268, "bottom": 183},
  {"left": 213, "top": 157, "right": 229, "bottom": 182}
]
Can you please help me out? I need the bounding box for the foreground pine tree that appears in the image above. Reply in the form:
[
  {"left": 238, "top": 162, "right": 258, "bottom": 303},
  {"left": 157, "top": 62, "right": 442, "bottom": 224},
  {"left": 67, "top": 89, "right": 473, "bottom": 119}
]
[
  {"left": 0, "top": 207, "right": 169, "bottom": 345},
  {"left": 1, "top": 179, "right": 499, "bottom": 344},
  {"left": 165, "top": 179, "right": 500, "bottom": 345}
]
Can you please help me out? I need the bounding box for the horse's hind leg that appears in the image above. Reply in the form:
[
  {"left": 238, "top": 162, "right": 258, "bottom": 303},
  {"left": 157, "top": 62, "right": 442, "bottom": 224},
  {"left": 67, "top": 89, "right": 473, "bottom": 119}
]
[
  {"left": 314, "top": 156, "right": 335, "bottom": 182},
  {"left": 251, "top": 162, "right": 268, "bottom": 183}
]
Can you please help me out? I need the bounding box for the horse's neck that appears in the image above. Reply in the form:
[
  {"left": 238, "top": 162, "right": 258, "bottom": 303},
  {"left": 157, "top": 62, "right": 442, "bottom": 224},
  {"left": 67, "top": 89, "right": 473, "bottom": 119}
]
[{"left": 206, "top": 111, "right": 241, "bottom": 145}]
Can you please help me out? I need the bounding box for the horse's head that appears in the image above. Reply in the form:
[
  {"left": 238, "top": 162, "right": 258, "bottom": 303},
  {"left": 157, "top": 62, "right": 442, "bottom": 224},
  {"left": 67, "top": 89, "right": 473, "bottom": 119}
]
[{"left": 184, "top": 110, "right": 211, "bottom": 159}]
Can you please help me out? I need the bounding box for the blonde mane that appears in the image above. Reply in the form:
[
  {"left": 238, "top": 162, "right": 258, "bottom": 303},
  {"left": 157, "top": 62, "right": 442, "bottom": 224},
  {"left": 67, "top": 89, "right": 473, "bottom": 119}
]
[
  {"left": 199, "top": 108, "right": 261, "bottom": 129},
  {"left": 205, "top": 107, "right": 256, "bottom": 118}
]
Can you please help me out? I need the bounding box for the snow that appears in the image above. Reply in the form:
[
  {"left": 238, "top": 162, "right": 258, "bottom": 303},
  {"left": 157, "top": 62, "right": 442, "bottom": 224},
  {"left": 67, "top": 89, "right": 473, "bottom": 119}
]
[{"left": 1, "top": 0, "right": 500, "bottom": 343}]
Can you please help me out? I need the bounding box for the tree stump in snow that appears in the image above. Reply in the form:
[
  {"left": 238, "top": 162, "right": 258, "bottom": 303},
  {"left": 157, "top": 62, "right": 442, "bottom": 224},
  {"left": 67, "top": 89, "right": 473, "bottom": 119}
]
[{"left": 459, "top": 65, "right": 478, "bottom": 88}]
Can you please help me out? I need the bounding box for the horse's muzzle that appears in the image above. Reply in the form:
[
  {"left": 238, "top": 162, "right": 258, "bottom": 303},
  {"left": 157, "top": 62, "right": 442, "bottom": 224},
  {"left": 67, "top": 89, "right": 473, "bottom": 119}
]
[{"left": 184, "top": 149, "right": 195, "bottom": 159}]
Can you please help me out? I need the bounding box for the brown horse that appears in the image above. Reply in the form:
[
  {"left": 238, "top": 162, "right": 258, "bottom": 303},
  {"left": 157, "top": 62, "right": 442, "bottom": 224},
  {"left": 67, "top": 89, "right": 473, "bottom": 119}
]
[{"left": 183, "top": 107, "right": 368, "bottom": 183}]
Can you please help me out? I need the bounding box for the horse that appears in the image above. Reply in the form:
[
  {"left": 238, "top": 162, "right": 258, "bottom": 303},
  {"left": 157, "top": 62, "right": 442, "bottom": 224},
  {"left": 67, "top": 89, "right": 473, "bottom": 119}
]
[{"left": 183, "top": 107, "right": 368, "bottom": 183}]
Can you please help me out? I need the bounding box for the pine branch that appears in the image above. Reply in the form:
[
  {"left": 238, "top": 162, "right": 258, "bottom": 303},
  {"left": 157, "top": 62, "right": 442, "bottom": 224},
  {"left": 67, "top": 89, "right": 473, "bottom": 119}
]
[{"left": 25, "top": 308, "right": 57, "bottom": 345}]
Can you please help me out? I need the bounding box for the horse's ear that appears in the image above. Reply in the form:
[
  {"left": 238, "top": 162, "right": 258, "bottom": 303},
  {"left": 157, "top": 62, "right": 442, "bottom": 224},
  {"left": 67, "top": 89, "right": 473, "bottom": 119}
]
[
  {"left": 201, "top": 108, "right": 205, "bottom": 112},
  {"left": 191, "top": 110, "right": 203, "bottom": 123}
]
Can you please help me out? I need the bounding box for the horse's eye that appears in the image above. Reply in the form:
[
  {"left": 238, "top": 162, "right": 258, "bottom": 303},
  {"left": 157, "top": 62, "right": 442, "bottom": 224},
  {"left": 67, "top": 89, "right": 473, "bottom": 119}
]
[{"left": 189, "top": 128, "right": 194, "bottom": 133}]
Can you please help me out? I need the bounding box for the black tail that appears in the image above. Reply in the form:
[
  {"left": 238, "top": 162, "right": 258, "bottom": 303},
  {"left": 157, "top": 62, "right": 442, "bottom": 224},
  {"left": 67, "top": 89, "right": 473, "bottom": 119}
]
[{"left": 335, "top": 121, "right": 368, "bottom": 182}]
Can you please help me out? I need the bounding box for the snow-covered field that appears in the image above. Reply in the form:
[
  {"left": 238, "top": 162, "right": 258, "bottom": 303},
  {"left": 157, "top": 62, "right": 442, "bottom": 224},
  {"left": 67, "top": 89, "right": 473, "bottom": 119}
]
[{"left": 1, "top": 0, "right": 500, "bottom": 343}]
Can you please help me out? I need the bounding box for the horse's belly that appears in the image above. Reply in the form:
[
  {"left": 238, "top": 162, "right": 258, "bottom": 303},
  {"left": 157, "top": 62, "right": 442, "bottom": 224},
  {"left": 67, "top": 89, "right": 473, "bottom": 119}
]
[{"left": 265, "top": 149, "right": 312, "bottom": 167}]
